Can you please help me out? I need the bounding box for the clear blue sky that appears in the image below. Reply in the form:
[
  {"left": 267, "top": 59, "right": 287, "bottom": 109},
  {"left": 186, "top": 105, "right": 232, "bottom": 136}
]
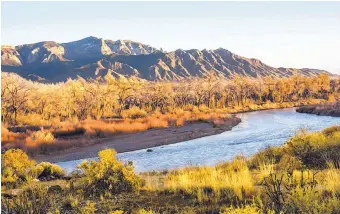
[{"left": 2, "top": 2, "right": 340, "bottom": 74}]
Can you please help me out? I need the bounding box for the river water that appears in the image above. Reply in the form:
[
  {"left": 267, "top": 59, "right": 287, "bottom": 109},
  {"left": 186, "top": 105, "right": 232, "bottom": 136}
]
[{"left": 57, "top": 108, "right": 339, "bottom": 173}]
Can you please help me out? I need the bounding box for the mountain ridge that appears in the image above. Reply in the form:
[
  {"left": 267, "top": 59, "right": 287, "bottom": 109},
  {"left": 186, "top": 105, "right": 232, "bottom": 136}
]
[{"left": 1, "top": 36, "right": 331, "bottom": 82}]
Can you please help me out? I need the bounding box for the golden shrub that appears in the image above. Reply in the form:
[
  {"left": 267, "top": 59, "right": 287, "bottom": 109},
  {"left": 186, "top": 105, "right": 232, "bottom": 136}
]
[
  {"left": 1, "top": 149, "right": 35, "bottom": 186},
  {"left": 121, "top": 106, "right": 147, "bottom": 119}
]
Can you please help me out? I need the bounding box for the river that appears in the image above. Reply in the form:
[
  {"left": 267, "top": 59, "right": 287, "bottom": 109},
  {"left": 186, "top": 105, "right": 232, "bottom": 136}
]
[{"left": 57, "top": 108, "right": 339, "bottom": 173}]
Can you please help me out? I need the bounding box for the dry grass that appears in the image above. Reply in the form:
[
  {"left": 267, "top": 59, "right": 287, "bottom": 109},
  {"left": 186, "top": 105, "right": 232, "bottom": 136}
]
[
  {"left": 121, "top": 106, "right": 147, "bottom": 119},
  {"left": 1, "top": 110, "right": 232, "bottom": 156},
  {"left": 254, "top": 162, "right": 275, "bottom": 183},
  {"left": 320, "top": 169, "right": 340, "bottom": 194},
  {"left": 25, "top": 130, "right": 55, "bottom": 147},
  {"left": 164, "top": 157, "right": 254, "bottom": 204},
  {"left": 1, "top": 124, "right": 26, "bottom": 145},
  {"left": 77, "top": 110, "right": 229, "bottom": 137}
]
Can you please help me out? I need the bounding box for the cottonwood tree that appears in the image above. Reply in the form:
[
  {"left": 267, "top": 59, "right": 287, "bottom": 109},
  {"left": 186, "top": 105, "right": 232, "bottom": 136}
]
[
  {"left": 1, "top": 71, "right": 339, "bottom": 126},
  {"left": 1, "top": 73, "right": 30, "bottom": 125}
]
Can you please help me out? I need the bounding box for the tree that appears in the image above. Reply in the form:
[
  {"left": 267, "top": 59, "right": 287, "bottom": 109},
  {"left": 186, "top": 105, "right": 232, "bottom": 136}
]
[{"left": 1, "top": 73, "right": 30, "bottom": 124}]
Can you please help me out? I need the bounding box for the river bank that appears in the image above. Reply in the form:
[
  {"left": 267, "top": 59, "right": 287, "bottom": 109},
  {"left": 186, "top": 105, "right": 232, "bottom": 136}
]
[
  {"left": 35, "top": 116, "right": 241, "bottom": 163},
  {"left": 54, "top": 108, "right": 339, "bottom": 173},
  {"left": 34, "top": 101, "right": 333, "bottom": 164},
  {"left": 296, "top": 102, "right": 340, "bottom": 117}
]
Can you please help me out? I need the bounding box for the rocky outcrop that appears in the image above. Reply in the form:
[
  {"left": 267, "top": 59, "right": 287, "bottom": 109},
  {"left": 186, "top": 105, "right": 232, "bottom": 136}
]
[
  {"left": 1, "top": 46, "right": 23, "bottom": 66},
  {"left": 15, "top": 41, "right": 66, "bottom": 64},
  {"left": 105, "top": 39, "right": 157, "bottom": 55},
  {"left": 62, "top": 36, "right": 112, "bottom": 60}
]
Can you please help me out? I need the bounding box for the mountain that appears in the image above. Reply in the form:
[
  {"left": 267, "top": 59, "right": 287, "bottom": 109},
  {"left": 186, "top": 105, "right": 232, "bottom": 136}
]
[
  {"left": 1, "top": 36, "right": 331, "bottom": 82},
  {"left": 1, "top": 36, "right": 157, "bottom": 65}
]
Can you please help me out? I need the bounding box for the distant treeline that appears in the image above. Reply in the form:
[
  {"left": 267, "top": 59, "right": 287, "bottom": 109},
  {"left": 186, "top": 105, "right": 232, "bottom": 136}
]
[{"left": 1, "top": 72, "right": 339, "bottom": 125}]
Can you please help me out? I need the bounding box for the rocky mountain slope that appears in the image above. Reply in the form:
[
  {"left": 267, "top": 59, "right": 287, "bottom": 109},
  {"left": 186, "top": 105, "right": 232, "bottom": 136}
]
[
  {"left": 2, "top": 36, "right": 157, "bottom": 65},
  {"left": 1, "top": 36, "right": 330, "bottom": 82}
]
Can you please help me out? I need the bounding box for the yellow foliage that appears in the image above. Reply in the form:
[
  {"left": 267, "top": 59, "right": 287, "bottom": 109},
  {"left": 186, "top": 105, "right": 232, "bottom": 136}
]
[
  {"left": 220, "top": 204, "right": 262, "bottom": 214},
  {"left": 321, "top": 169, "right": 340, "bottom": 194},
  {"left": 164, "top": 157, "right": 254, "bottom": 203},
  {"left": 77, "top": 149, "right": 141, "bottom": 196},
  {"left": 108, "top": 211, "right": 125, "bottom": 214},
  {"left": 1, "top": 149, "right": 35, "bottom": 186},
  {"left": 121, "top": 106, "right": 147, "bottom": 119},
  {"left": 25, "top": 130, "right": 55, "bottom": 146},
  {"left": 136, "top": 209, "right": 155, "bottom": 214}
]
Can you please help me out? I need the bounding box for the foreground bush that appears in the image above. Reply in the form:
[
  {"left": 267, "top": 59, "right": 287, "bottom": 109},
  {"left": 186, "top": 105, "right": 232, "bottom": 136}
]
[
  {"left": 1, "top": 149, "right": 67, "bottom": 188},
  {"left": 1, "top": 149, "right": 35, "bottom": 187},
  {"left": 250, "top": 126, "right": 340, "bottom": 170},
  {"left": 77, "top": 149, "right": 142, "bottom": 197},
  {"left": 33, "top": 162, "right": 65, "bottom": 180}
]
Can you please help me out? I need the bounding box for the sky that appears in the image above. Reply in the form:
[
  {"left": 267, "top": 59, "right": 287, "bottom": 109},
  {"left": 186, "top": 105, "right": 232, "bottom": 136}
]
[{"left": 2, "top": 1, "right": 340, "bottom": 74}]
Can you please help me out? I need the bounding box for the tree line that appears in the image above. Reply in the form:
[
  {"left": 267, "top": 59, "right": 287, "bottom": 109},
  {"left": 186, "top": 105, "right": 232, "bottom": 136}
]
[{"left": 1, "top": 72, "right": 339, "bottom": 125}]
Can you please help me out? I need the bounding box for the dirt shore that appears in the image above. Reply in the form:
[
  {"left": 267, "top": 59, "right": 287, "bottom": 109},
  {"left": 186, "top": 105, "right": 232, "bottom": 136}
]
[
  {"left": 296, "top": 102, "right": 340, "bottom": 117},
  {"left": 35, "top": 116, "right": 241, "bottom": 163}
]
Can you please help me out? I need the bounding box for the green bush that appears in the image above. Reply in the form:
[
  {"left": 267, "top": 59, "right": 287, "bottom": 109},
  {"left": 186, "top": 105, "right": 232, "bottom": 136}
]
[{"left": 77, "top": 149, "right": 142, "bottom": 197}]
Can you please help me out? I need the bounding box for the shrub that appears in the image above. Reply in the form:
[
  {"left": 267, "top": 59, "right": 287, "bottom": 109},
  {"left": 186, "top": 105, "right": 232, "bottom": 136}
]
[
  {"left": 276, "top": 154, "right": 302, "bottom": 174},
  {"left": 176, "top": 118, "right": 184, "bottom": 126},
  {"left": 109, "top": 211, "right": 125, "bottom": 214},
  {"left": 33, "top": 162, "right": 65, "bottom": 180},
  {"left": 77, "top": 149, "right": 142, "bottom": 197},
  {"left": 79, "top": 201, "right": 96, "bottom": 214},
  {"left": 198, "top": 105, "right": 210, "bottom": 113},
  {"left": 1, "top": 149, "right": 35, "bottom": 187},
  {"left": 1, "top": 185, "right": 51, "bottom": 214},
  {"left": 121, "top": 106, "right": 147, "bottom": 119},
  {"left": 321, "top": 169, "right": 340, "bottom": 195},
  {"left": 136, "top": 209, "right": 155, "bottom": 214},
  {"left": 146, "top": 117, "right": 168, "bottom": 128},
  {"left": 1, "top": 124, "right": 26, "bottom": 145},
  {"left": 220, "top": 204, "right": 261, "bottom": 214},
  {"left": 323, "top": 126, "right": 340, "bottom": 136},
  {"left": 249, "top": 146, "right": 284, "bottom": 169},
  {"left": 285, "top": 128, "right": 340, "bottom": 169},
  {"left": 25, "top": 130, "right": 55, "bottom": 147}
]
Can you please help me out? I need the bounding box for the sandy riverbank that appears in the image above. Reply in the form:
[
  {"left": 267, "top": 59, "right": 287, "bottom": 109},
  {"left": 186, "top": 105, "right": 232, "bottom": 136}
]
[{"left": 35, "top": 116, "right": 241, "bottom": 163}]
